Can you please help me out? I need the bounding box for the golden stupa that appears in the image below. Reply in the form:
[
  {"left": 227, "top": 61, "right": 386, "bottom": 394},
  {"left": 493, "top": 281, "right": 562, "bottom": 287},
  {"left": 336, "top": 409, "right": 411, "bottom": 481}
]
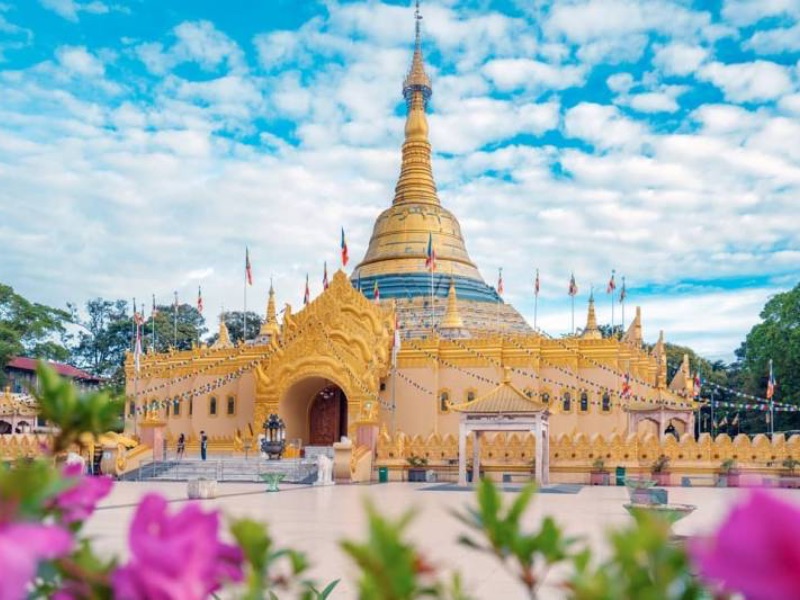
[{"left": 353, "top": 9, "right": 530, "bottom": 337}]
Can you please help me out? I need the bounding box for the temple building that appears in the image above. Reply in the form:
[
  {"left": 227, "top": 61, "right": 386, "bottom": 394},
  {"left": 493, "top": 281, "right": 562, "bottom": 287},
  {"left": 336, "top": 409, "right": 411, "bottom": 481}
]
[{"left": 123, "top": 8, "right": 695, "bottom": 464}]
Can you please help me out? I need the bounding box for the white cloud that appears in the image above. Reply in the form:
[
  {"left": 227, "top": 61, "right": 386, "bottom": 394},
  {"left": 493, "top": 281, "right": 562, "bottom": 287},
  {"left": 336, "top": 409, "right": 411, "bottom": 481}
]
[
  {"left": 652, "top": 42, "right": 708, "bottom": 77},
  {"left": 607, "top": 73, "right": 634, "bottom": 93},
  {"left": 626, "top": 92, "right": 680, "bottom": 113},
  {"left": 722, "top": 0, "right": 800, "bottom": 27},
  {"left": 745, "top": 22, "right": 800, "bottom": 54},
  {"left": 482, "top": 58, "right": 585, "bottom": 93},
  {"left": 55, "top": 46, "right": 105, "bottom": 77},
  {"left": 563, "top": 103, "right": 647, "bottom": 149},
  {"left": 698, "top": 60, "right": 795, "bottom": 103},
  {"left": 39, "top": 0, "right": 112, "bottom": 22},
  {"left": 135, "top": 21, "right": 244, "bottom": 75}
]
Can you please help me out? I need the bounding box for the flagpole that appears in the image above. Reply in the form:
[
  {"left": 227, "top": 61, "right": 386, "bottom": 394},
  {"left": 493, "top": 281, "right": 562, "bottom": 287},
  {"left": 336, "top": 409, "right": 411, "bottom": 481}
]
[
  {"left": 244, "top": 267, "right": 247, "bottom": 342},
  {"left": 534, "top": 292, "right": 538, "bottom": 331},
  {"left": 769, "top": 359, "right": 775, "bottom": 437},
  {"left": 571, "top": 294, "right": 575, "bottom": 334},
  {"left": 430, "top": 267, "right": 434, "bottom": 333},
  {"left": 152, "top": 294, "right": 156, "bottom": 352},
  {"left": 620, "top": 276, "right": 626, "bottom": 333},
  {"left": 131, "top": 297, "right": 136, "bottom": 352},
  {"left": 610, "top": 270, "right": 615, "bottom": 333},
  {"left": 173, "top": 291, "right": 178, "bottom": 348}
]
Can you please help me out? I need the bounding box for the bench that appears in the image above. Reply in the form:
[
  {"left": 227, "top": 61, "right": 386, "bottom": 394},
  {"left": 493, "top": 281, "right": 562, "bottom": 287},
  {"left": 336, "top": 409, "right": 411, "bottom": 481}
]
[{"left": 681, "top": 476, "right": 721, "bottom": 488}]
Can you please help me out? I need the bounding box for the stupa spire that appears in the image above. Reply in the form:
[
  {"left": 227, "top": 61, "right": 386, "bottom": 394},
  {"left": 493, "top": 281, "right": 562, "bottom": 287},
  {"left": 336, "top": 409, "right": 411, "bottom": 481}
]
[
  {"left": 259, "top": 279, "right": 279, "bottom": 336},
  {"left": 440, "top": 278, "right": 464, "bottom": 330},
  {"left": 394, "top": 0, "right": 438, "bottom": 206},
  {"left": 212, "top": 314, "right": 233, "bottom": 349},
  {"left": 581, "top": 292, "right": 601, "bottom": 339}
]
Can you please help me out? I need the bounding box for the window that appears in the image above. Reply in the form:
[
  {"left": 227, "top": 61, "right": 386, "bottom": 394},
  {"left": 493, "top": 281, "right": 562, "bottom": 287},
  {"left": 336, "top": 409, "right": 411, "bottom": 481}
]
[
  {"left": 227, "top": 396, "right": 236, "bottom": 416},
  {"left": 189, "top": 397, "right": 193, "bottom": 416},
  {"left": 439, "top": 391, "right": 450, "bottom": 413},
  {"left": 173, "top": 397, "right": 181, "bottom": 417},
  {"left": 209, "top": 396, "right": 217, "bottom": 416},
  {"left": 165, "top": 402, "right": 170, "bottom": 417},
  {"left": 580, "top": 392, "right": 589, "bottom": 413},
  {"left": 562, "top": 392, "right": 571, "bottom": 412},
  {"left": 466, "top": 390, "right": 476, "bottom": 403},
  {"left": 602, "top": 393, "right": 611, "bottom": 412},
  {"left": 128, "top": 400, "right": 135, "bottom": 417}
]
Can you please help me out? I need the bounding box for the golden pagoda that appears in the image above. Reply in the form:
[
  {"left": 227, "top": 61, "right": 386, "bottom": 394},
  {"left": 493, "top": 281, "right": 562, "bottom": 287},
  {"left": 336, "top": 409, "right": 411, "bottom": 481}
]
[{"left": 353, "top": 5, "right": 530, "bottom": 337}]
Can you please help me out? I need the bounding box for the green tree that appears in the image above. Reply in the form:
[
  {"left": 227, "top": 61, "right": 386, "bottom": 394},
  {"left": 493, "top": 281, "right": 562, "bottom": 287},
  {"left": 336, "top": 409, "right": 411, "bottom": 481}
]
[
  {"left": 206, "top": 311, "right": 264, "bottom": 345},
  {"left": 68, "top": 299, "right": 132, "bottom": 389},
  {"left": 141, "top": 303, "right": 208, "bottom": 353},
  {"left": 735, "top": 282, "right": 800, "bottom": 430},
  {"left": 0, "top": 283, "right": 70, "bottom": 384}
]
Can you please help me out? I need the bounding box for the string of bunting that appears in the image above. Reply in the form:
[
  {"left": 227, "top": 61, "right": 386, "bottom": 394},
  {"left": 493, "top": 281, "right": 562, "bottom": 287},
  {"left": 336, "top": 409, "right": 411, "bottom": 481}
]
[
  {"left": 393, "top": 368, "right": 434, "bottom": 397},
  {"left": 709, "top": 400, "right": 799, "bottom": 413},
  {"left": 403, "top": 338, "right": 502, "bottom": 387}
]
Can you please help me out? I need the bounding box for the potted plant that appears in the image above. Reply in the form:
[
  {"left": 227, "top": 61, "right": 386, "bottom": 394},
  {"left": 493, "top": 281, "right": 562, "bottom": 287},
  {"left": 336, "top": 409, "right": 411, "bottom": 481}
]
[
  {"left": 651, "top": 455, "right": 671, "bottom": 486},
  {"left": 718, "top": 458, "right": 740, "bottom": 487},
  {"left": 406, "top": 454, "right": 428, "bottom": 482},
  {"left": 590, "top": 458, "right": 609, "bottom": 485},
  {"left": 779, "top": 457, "right": 800, "bottom": 489}
]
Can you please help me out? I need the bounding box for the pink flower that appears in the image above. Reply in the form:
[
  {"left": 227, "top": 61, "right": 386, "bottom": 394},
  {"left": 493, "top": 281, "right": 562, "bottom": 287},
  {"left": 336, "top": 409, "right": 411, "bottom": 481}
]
[
  {"left": 50, "top": 464, "right": 114, "bottom": 525},
  {"left": 112, "top": 494, "right": 243, "bottom": 600},
  {"left": 691, "top": 490, "right": 800, "bottom": 600},
  {"left": 0, "top": 522, "right": 73, "bottom": 600}
]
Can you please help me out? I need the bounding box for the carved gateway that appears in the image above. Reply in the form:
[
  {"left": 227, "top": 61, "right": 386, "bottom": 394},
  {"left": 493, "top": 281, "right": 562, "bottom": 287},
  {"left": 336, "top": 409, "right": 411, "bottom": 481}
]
[{"left": 253, "top": 271, "right": 393, "bottom": 434}]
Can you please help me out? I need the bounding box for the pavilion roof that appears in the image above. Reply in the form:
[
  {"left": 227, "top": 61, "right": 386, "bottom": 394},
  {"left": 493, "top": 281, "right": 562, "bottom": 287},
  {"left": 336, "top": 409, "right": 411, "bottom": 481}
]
[{"left": 451, "top": 371, "right": 546, "bottom": 414}]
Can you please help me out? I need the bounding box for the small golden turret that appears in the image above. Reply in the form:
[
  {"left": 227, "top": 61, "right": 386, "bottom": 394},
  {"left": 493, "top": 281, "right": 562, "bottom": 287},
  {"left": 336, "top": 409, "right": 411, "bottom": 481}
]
[
  {"left": 581, "top": 293, "right": 602, "bottom": 340},
  {"left": 212, "top": 316, "right": 233, "bottom": 349},
  {"left": 259, "top": 281, "right": 280, "bottom": 337},
  {"left": 669, "top": 353, "right": 692, "bottom": 394},
  {"left": 623, "top": 306, "right": 643, "bottom": 346},
  {"left": 440, "top": 279, "right": 464, "bottom": 329},
  {"left": 653, "top": 330, "right": 667, "bottom": 388}
]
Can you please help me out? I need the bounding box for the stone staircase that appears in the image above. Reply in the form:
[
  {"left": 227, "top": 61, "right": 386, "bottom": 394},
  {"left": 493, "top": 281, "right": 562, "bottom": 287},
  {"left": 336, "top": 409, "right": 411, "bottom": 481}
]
[{"left": 124, "top": 457, "right": 318, "bottom": 484}]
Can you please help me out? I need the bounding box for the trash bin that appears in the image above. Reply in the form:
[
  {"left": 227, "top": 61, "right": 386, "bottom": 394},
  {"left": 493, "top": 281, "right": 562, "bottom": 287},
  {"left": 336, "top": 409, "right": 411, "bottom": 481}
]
[
  {"left": 615, "top": 466, "right": 626, "bottom": 486},
  {"left": 378, "top": 466, "right": 389, "bottom": 483}
]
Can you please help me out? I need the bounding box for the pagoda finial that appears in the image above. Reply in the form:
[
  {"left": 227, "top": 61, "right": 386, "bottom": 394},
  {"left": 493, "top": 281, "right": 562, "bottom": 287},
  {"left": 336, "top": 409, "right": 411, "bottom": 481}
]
[
  {"left": 440, "top": 278, "right": 464, "bottom": 330},
  {"left": 212, "top": 315, "right": 233, "bottom": 349},
  {"left": 260, "top": 278, "right": 279, "bottom": 336},
  {"left": 394, "top": 0, "right": 437, "bottom": 206}
]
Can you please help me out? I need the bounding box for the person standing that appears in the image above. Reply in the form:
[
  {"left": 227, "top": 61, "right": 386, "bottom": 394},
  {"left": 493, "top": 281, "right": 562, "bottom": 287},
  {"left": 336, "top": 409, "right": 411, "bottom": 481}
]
[
  {"left": 177, "top": 433, "right": 185, "bottom": 459},
  {"left": 200, "top": 430, "right": 208, "bottom": 461}
]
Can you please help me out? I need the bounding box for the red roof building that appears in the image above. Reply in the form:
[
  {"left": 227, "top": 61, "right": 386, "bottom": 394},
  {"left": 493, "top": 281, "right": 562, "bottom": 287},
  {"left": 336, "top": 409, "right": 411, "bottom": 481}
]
[{"left": 4, "top": 357, "right": 103, "bottom": 394}]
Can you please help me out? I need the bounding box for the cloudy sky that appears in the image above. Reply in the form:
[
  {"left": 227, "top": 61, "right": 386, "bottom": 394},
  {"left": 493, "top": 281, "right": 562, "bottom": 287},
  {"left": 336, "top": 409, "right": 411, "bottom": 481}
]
[{"left": 1, "top": 0, "right": 798, "bottom": 360}]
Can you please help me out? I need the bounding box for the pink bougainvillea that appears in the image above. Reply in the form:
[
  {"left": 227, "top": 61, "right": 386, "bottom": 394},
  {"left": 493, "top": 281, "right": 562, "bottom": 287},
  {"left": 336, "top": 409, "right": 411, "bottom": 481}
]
[
  {"left": 51, "top": 464, "right": 114, "bottom": 525},
  {"left": 691, "top": 490, "right": 800, "bottom": 600},
  {"left": 112, "top": 494, "right": 243, "bottom": 600},
  {"left": 0, "top": 522, "right": 73, "bottom": 600}
]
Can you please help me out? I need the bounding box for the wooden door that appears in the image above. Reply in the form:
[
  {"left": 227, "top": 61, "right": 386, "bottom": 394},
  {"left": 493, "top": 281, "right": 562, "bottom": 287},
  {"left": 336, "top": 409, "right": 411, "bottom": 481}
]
[{"left": 309, "top": 390, "right": 341, "bottom": 446}]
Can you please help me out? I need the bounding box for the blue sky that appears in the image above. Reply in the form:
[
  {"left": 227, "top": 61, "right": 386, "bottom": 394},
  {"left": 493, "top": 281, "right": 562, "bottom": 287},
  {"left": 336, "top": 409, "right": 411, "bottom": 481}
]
[{"left": 0, "top": 0, "right": 798, "bottom": 360}]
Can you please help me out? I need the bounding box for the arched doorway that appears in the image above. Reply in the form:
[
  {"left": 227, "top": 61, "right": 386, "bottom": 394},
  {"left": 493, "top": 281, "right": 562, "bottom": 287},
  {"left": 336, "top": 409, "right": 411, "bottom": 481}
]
[
  {"left": 280, "top": 377, "right": 349, "bottom": 446},
  {"left": 309, "top": 385, "right": 348, "bottom": 446},
  {"left": 0, "top": 420, "right": 11, "bottom": 435}
]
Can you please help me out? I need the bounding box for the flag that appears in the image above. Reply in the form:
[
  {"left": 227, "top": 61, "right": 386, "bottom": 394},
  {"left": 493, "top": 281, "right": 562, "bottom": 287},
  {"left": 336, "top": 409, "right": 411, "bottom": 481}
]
[
  {"left": 693, "top": 373, "right": 702, "bottom": 398},
  {"left": 606, "top": 269, "right": 616, "bottom": 294},
  {"left": 619, "top": 276, "right": 627, "bottom": 303},
  {"left": 392, "top": 312, "right": 401, "bottom": 366},
  {"left": 534, "top": 268, "right": 540, "bottom": 296},
  {"left": 621, "top": 372, "right": 631, "bottom": 398},
  {"left": 323, "top": 262, "right": 329, "bottom": 290},
  {"left": 373, "top": 280, "right": 380, "bottom": 304},
  {"left": 197, "top": 286, "right": 203, "bottom": 313},
  {"left": 341, "top": 228, "right": 349, "bottom": 267},
  {"left": 767, "top": 359, "right": 776, "bottom": 400},
  {"left": 719, "top": 415, "right": 728, "bottom": 428},
  {"left": 497, "top": 268, "right": 504, "bottom": 295},
  {"left": 424, "top": 232, "right": 436, "bottom": 271},
  {"left": 303, "top": 274, "right": 310, "bottom": 305},
  {"left": 152, "top": 294, "right": 158, "bottom": 317},
  {"left": 731, "top": 413, "right": 739, "bottom": 427},
  {"left": 568, "top": 273, "right": 578, "bottom": 297},
  {"left": 245, "top": 247, "right": 253, "bottom": 286}
]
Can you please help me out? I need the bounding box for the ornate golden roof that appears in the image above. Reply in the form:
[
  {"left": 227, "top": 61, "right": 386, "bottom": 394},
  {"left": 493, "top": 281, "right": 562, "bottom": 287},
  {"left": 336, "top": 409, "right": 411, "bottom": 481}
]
[
  {"left": 212, "top": 317, "right": 233, "bottom": 349},
  {"left": 581, "top": 294, "right": 602, "bottom": 340},
  {"left": 451, "top": 368, "right": 546, "bottom": 414},
  {"left": 0, "top": 387, "right": 37, "bottom": 418}
]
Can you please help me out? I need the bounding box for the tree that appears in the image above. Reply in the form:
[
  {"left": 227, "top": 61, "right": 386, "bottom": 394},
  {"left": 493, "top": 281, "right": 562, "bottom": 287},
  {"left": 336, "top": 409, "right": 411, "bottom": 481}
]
[
  {"left": 735, "top": 282, "right": 800, "bottom": 430},
  {"left": 68, "top": 299, "right": 132, "bottom": 389},
  {"left": 0, "top": 283, "right": 70, "bottom": 384},
  {"left": 140, "top": 303, "right": 208, "bottom": 353},
  {"left": 206, "top": 311, "right": 264, "bottom": 346}
]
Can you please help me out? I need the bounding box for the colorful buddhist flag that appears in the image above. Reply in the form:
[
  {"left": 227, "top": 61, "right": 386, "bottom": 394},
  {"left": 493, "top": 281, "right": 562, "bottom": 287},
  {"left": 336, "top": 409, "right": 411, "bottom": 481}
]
[
  {"left": 568, "top": 273, "right": 578, "bottom": 297},
  {"left": 373, "top": 280, "right": 380, "bottom": 304},
  {"left": 619, "top": 276, "right": 627, "bottom": 303},
  {"left": 303, "top": 274, "right": 310, "bottom": 305},
  {"left": 767, "top": 359, "right": 776, "bottom": 399},
  {"left": 534, "top": 268, "right": 540, "bottom": 296},
  {"left": 693, "top": 373, "right": 702, "bottom": 398},
  {"left": 424, "top": 232, "right": 436, "bottom": 271},
  {"left": 323, "top": 262, "right": 329, "bottom": 290},
  {"left": 197, "top": 286, "right": 203, "bottom": 313},
  {"left": 341, "top": 228, "right": 349, "bottom": 267},
  {"left": 606, "top": 269, "right": 616, "bottom": 294},
  {"left": 621, "top": 372, "right": 631, "bottom": 398},
  {"left": 245, "top": 247, "right": 253, "bottom": 286},
  {"left": 497, "top": 268, "right": 504, "bottom": 295}
]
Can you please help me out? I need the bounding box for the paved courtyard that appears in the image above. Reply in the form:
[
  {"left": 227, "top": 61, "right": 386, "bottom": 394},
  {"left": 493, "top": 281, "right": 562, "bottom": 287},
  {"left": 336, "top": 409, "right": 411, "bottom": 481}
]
[{"left": 85, "top": 482, "right": 800, "bottom": 598}]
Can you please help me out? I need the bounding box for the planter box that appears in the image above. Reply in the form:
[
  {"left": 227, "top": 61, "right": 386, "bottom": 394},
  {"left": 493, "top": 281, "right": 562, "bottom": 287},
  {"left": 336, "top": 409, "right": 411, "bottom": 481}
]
[
  {"left": 187, "top": 478, "right": 217, "bottom": 499},
  {"left": 718, "top": 472, "right": 741, "bottom": 487},
  {"left": 653, "top": 472, "right": 671, "bottom": 486},
  {"left": 590, "top": 472, "right": 610, "bottom": 485}
]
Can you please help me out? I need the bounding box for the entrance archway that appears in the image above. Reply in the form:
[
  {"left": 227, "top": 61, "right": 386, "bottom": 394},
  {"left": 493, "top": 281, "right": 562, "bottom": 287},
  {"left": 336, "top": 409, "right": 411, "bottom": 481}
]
[{"left": 280, "top": 377, "right": 348, "bottom": 446}]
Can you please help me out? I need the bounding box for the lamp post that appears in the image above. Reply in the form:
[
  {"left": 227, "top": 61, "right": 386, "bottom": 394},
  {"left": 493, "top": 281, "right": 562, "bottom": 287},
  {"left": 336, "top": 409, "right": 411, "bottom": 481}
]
[{"left": 261, "top": 413, "right": 286, "bottom": 460}]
